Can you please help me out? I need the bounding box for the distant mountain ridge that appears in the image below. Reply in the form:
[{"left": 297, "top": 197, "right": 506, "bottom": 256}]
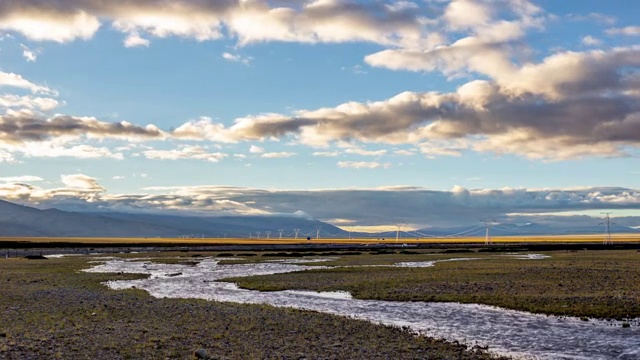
[
  {"left": 0, "top": 199, "right": 638, "bottom": 238},
  {"left": 0, "top": 200, "right": 345, "bottom": 238}
]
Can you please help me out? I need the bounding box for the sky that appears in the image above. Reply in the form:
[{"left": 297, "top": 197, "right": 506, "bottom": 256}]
[{"left": 0, "top": 0, "right": 639, "bottom": 232}]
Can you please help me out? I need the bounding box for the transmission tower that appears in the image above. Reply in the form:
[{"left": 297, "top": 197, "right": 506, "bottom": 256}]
[
  {"left": 293, "top": 228, "right": 300, "bottom": 239},
  {"left": 266, "top": 231, "right": 271, "bottom": 239},
  {"left": 600, "top": 212, "right": 615, "bottom": 245},
  {"left": 396, "top": 223, "right": 403, "bottom": 242},
  {"left": 256, "top": 231, "right": 261, "bottom": 239},
  {"left": 278, "top": 229, "right": 284, "bottom": 239},
  {"left": 481, "top": 218, "right": 496, "bottom": 245},
  {"left": 316, "top": 226, "right": 321, "bottom": 240},
  {"left": 347, "top": 226, "right": 353, "bottom": 240}
]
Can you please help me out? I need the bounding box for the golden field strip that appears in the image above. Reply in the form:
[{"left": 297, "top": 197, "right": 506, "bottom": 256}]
[{"left": 0, "top": 233, "right": 639, "bottom": 245}]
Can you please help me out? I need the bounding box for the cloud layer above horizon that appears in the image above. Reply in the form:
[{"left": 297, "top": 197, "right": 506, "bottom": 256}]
[{"left": 1, "top": 174, "right": 639, "bottom": 229}]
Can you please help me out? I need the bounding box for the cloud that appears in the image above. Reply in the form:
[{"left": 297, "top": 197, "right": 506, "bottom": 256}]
[
  {"left": 0, "top": 112, "right": 166, "bottom": 145},
  {"left": 123, "top": 32, "right": 150, "bottom": 47},
  {"left": 217, "top": 46, "right": 640, "bottom": 160},
  {"left": 0, "top": 8, "right": 100, "bottom": 43},
  {"left": 0, "top": 175, "right": 43, "bottom": 183},
  {"left": 20, "top": 43, "right": 40, "bottom": 61},
  {"left": 261, "top": 152, "right": 295, "bottom": 158},
  {"left": 567, "top": 12, "right": 616, "bottom": 25},
  {"left": 249, "top": 145, "right": 264, "bottom": 154},
  {"left": 143, "top": 146, "right": 227, "bottom": 162},
  {"left": 337, "top": 161, "right": 390, "bottom": 169},
  {"left": 606, "top": 26, "right": 640, "bottom": 36},
  {"left": 0, "top": 0, "right": 433, "bottom": 49},
  {"left": 581, "top": 36, "right": 601, "bottom": 46},
  {"left": 172, "top": 117, "right": 236, "bottom": 143},
  {"left": 3, "top": 181, "right": 639, "bottom": 228},
  {"left": 344, "top": 148, "right": 387, "bottom": 156},
  {"left": 394, "top": 149, "right": 415, "bottom": 156},
  {"left": 60, "top": 174, "right": 104, "bottom": 190},
  {"left": 0, "top": 95, "right": 61, "bottom": 111},
  {"left": 222, "top": 52, "right": 252, "bottom": 65},
  {"left": 0, "top": 71, "right": 57, "bottom": 95},
  {"left": 17, "top": 143, "right": 124, "bottom": 160},
  {"left": 313, "top": 151, "right": 340, "bottom": 157}
]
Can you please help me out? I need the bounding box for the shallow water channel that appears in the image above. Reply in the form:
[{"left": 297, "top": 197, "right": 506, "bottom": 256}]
[{"left": 85, "top": 256, "right": 639, "bottom": 360}]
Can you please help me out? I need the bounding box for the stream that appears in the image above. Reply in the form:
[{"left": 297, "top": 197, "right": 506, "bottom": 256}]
[{"left": 85, "top": 256, "right": 640, "bottom": 360}]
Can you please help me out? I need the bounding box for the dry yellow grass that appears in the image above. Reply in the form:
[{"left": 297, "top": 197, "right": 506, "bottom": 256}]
[{"left": 1, "top": 233, "right": 638, "bottom": 245}]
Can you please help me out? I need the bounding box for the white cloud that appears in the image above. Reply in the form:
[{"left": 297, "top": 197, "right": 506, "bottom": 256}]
[
  {"left": 112, "top": 176, "right": 125, "bottom": 180},
  {"left": 143, "top": 146, "right": 227, "bottom": 162},
  {"left": 581, "top": 36, "right": 601, "bottom": 46},
  {"left": 18, "top": 143, "right": 124, "bottom": 160},
  {"left": 0, "top": 71, "right": 57, "bottom": 95},
  {"left": 60, "top": 174, "right": 104, "bottom": 190},
  {"left": 222, "top": 52, "right": 252, "bottom": 65},
  {"left": 313, "top": 151, "right": 340, "bottom": 157},
  {"left": 0, "top": 9, "right": 100, "bottom": 43},
  {"left": 261, "top": 152, "right": 295, "bottom": 158},
  {"left": 0, "top": 1, "right": 432, "bottom": 49},
  {"left": 0, "top": 95, "right": 61, "bottom": 111},
  {"left": 20, "top": 43, "right": 40, "bottom": 61},
  {"left": 249, "top": 145, "right": 264, "bottom": 153},
  {"left": 344, "top": 148, "right": 387, "bottom": 156},
  {"left": 606, "top": 26, "right": 640, "bottom": 36},
  {"left": 394, "top": 149, "right": 416, "bottom": 156},
  {"left": 0, "top": 175, "right": 43, "bottom": 183},
  {"left": 337, "top": 161, "right": 390, "bottom": 169},
  {"left": 123, "top": 32, "right": 150, "bottom": 47}
]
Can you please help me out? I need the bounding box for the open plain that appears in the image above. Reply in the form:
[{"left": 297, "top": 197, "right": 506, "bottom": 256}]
[{"left": 2, "top": 239, "right": 639, "bottom": 359}]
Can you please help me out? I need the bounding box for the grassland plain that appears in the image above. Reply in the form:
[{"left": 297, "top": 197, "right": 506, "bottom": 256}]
[
  {"left": 0, "top": 254, "right": 505, "bottom": 360},
  {"left": 226, "top": 250, "right": 640, "bottom": 320}
]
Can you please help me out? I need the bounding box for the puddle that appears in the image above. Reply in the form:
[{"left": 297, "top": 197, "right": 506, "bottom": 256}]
[
  {"left": 498, "top": 254, "right": 551, "bottom": 260},
  {"left": 85, "top": 256, "right": 639, "bottom": 360}
]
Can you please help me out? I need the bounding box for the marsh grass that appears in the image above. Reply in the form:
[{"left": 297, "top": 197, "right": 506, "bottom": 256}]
[
  {"left": 0, "top": 255, "right": 504, "bottom": 359},
  {"left": 228, "top": 250, "right": 640, "bottom": 320}
]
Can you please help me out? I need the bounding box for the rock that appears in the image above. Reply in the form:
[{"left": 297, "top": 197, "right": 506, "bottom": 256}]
[{"left": 194, "top": 349, "right": 208, "bottom": 359}]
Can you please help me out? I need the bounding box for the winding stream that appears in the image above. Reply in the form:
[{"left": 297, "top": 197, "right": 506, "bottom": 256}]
[{"left": 85, "top": 256, "right": 640, "bottom": 360}]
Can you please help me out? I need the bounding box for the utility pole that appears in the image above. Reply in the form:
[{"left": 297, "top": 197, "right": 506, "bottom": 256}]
[
  {"left": 316, "top": 226, "right": 321, "bottom": 240},
  {"left": 481, "top": 218, "right": 496, "bottom": 245},
  {"left": 293, "top": 228, "right": 300, "bottom": 239},
  {"left": 347, "top": 226, "right": 353, "bottom": 240},
  {"left": 278, "top": 229, "right": 284, "bottom": 239},
  {"left": 600, "top": 212, "right": 615, "bottom": 245}
]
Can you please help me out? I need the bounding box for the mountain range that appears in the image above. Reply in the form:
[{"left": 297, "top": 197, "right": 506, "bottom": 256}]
[{"left": 0, "top": 199, "right": 638, "bottom": 238}]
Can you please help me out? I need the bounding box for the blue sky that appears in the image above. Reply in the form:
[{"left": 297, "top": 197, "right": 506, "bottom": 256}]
[{"left": 0, "top": 0, "right": 639, "bottom": 231}]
